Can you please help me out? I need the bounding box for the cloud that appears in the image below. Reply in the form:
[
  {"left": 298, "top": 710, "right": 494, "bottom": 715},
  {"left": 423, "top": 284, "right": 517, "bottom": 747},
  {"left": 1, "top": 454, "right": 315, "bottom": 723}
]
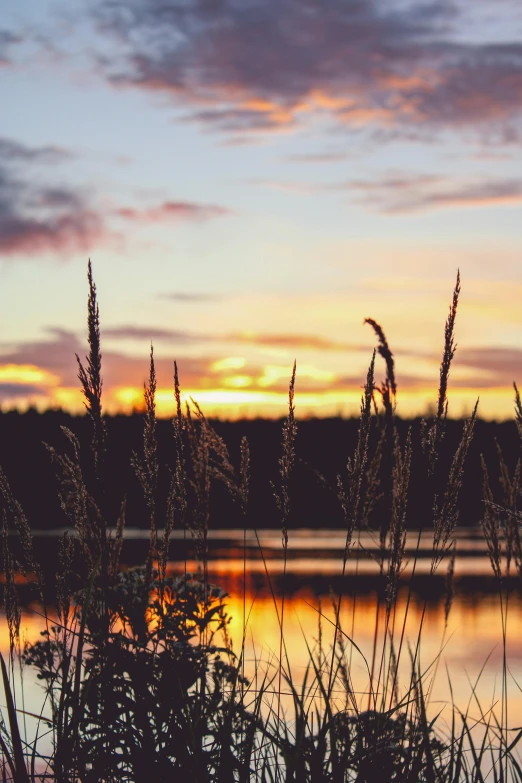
[
  {"left": 0, "top": 327, "right": 212, "bottom": 391},
  {"left": 157, "top": 291, "right": 222, "bottom": 302},
  {"left": 99, "top": 351, "right": 210, "bottom": 389},
  {"left": 0, "top": 383, "right": 48, "bottom": 401},
  {"left": 103, "top": 325, "right": 208, "bottom": 342},
  {"left": 186, "top": 106, "right": 298, "bottom": 134},
  {"left": 33, "top": 188, "right": 85, "bottom": 210},
  {"left": 0, "top": 329, "right": 86, "bottom": 386},
  {"left": 12, "top": 328, "right": 518, "bottom": 405},
  {"left": 226, "top": 332, "right": 365, "bottom": 352},
  {"left": 0, "top": 31, "right": 21, "bottom": 66},
  {"left": 3, "top": 328, "right": 521, "bottom": 414},
  {"left": 99, "top": 324, "right": 369, "bottom": 352},
  {"left": 115, "top": 200, "right": 233, "bottom": 222},
  {"left": 0, "top": 139, "right": 230, "bottom": 258},
  {"left": 0, "top": 209, "right": 108, "bottom": 256},
  {"left": 344, "top": 173, "right": 522, "bottom": 213},
  {"left": 332, "top": 372, "right": 428, "bottom": 392},
  {"left": 0, "top": 140, "right": 113, "bottom": 257},
  {"left": 0, "top": 325, "right": 373, "bottom": 402},
  {"left": 93, "top": 0, "right": 522, "bottom": 141},
  {"left": 455, "top": 347, "right": 522, "bottom": 387},
  {"left": 370, "top": 345, "right": 522, "bottom": 389},
  {"left": 0, "top": 138, "right": 71, "bottom": 164}
]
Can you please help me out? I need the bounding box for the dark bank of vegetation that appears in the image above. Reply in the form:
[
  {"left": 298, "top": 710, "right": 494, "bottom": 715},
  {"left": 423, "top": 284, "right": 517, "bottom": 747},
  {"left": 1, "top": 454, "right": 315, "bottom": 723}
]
[
  {"left": 1, "top": 263, "right": 522, "bottom": 781},
  {"left": 0, "top": 409, "right": 519, "bottom": 533}
]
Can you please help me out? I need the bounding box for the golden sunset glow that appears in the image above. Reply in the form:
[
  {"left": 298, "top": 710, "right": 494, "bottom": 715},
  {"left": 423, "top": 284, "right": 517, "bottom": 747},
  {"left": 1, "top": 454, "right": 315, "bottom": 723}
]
[
  {"left": 0, "top": 364, "right": 59, "bottom": 386},
  {"left": 223, "top": 375, "right": 253, "bottom": 388},
  {"left": 2, "top": 361, "right": 520, "bottom": 420},
  {"left": 211, "top": 357, "right": 246, "bottom": 372}
]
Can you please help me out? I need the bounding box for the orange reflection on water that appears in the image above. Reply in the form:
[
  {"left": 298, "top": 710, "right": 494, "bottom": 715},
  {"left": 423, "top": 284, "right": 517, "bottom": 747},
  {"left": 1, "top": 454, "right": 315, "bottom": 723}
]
[
  {"left": 3, "top": 561, "right": 522, "bottom": 740},
  {"left": 0, "top": 604, "right": 50, "bottom": 654},
  {"left": 221, "top": 584, "right": 522, "bottom": 728}
]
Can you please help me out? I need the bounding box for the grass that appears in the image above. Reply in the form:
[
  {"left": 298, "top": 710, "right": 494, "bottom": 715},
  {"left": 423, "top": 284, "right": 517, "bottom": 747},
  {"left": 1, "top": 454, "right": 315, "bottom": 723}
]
[{"left": 0, "top": 262, "right": 521, "bottom": 781}]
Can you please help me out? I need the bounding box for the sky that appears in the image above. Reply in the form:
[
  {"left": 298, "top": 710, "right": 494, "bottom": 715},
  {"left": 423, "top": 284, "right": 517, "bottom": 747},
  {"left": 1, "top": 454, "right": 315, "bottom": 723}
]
[{"left": 1, "top": 0, "right": 522, "bottom": 420}]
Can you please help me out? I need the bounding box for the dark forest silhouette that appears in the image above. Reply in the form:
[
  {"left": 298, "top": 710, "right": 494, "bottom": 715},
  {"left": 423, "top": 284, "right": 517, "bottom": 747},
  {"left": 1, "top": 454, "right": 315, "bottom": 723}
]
[{"left": 1, "top": 409, "right": 518, "bottom": 532}]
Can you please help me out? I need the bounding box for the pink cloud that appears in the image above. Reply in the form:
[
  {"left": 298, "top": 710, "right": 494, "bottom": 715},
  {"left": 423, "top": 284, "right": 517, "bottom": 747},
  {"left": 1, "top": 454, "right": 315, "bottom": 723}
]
[
  {"left": 0, "top": 139, "right": 114, "bottom": 258},
  {"left": 342, "top": 174, "right": 522, "bottom": 213},
  {"left": 0, "top": 138, "right": 230, "bottom": 258},
  {"left": 0, "top": 211, "right": 112, "bottom": 256},
  {"left": 115, "top": 201, "right": 233, "bottom": 223}
]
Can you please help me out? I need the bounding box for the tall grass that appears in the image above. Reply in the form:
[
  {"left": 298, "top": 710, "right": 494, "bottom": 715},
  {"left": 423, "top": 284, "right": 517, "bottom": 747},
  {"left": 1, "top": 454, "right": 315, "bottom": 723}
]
[{"left": 1, "top": 263, "right": 521, "bottom": 781}]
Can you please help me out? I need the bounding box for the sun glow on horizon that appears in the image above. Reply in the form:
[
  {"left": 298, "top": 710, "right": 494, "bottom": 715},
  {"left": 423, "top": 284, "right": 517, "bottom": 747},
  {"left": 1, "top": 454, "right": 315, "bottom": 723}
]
[
  {"left": 0, "top": 358, "right": 519, "bottom": 421},
  {"left": 0, "top": 364, "right": 60, "bottom": 386},
  {"left": 0, "top": 383, "right": 508, "bottom": 422}
]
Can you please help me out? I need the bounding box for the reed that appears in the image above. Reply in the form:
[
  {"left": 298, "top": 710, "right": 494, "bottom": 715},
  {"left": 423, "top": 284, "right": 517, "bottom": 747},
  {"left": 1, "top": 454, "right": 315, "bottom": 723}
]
[
  {"left": 131, "top": 344, "right": 159, "bottom": 586},
  {"left": 0, "top": 263, "right": 521, "bottom": 782}
]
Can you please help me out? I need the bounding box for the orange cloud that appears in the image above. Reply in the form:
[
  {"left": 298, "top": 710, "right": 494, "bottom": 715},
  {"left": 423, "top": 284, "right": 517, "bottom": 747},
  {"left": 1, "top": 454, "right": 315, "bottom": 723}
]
[{"left": 97, "top": 0, "right": 522, "bottom": 143}]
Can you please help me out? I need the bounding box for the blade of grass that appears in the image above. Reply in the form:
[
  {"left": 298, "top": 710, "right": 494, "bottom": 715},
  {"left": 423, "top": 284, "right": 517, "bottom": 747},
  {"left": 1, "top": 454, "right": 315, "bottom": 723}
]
[{"left": 0, "top": 653, "right": 29, "bottom": 783}]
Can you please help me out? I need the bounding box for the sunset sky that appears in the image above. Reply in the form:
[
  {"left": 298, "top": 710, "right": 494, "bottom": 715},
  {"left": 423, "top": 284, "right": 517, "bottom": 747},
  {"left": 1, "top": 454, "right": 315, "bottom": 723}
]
[{"left": 1, "top": 0, "right": 522, "bottom": 419}]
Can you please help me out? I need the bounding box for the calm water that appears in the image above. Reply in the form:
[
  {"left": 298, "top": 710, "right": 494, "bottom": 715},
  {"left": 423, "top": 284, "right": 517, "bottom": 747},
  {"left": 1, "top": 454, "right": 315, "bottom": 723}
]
[{"left": 3, "top": 527, "right": 522, "bottom": 759}]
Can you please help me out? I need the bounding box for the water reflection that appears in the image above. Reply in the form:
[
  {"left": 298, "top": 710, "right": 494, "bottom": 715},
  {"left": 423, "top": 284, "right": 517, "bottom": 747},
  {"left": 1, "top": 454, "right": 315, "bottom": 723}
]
[
  {"left": 173, "top": 528, "right": 522, "bottom": 730},
  {"left": 3, "top": 528, "right": 522, "bottom": 740}
]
